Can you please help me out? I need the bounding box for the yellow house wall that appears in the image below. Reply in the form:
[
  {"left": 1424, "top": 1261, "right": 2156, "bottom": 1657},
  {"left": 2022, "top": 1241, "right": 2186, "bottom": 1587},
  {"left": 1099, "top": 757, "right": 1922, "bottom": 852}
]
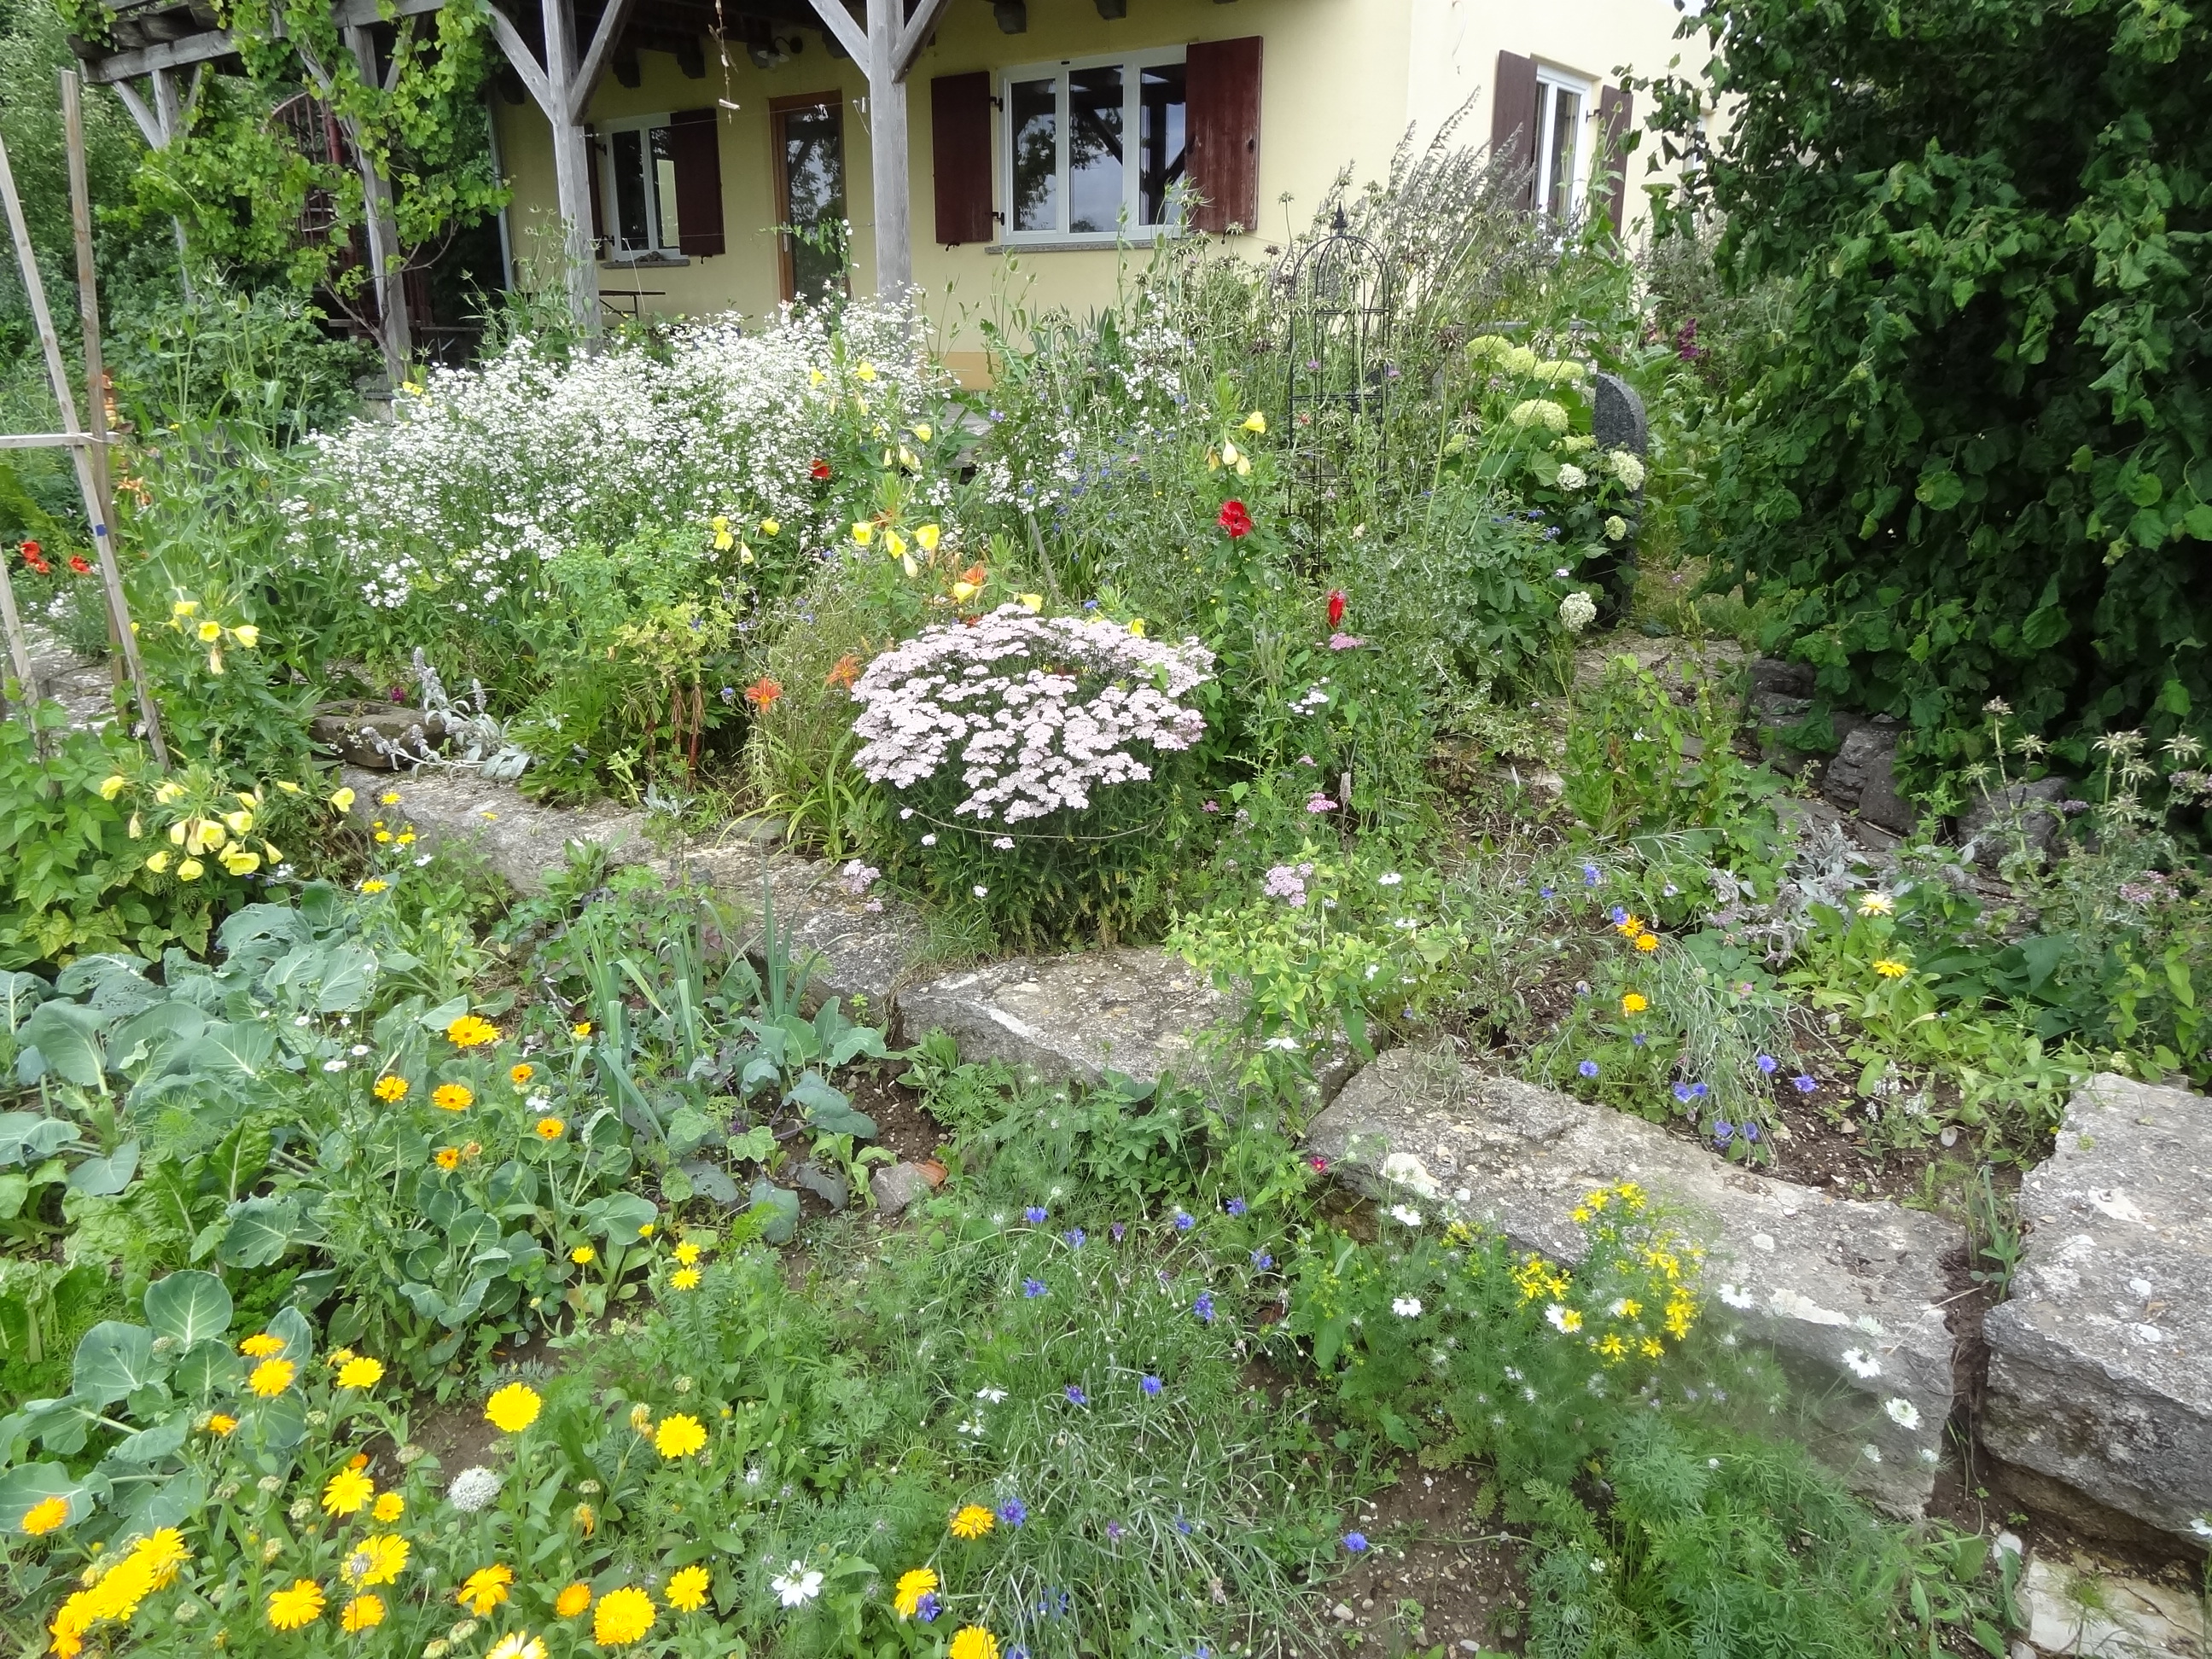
[{"left": 492, "top": 0, "right": 1703, "bottom": 359}]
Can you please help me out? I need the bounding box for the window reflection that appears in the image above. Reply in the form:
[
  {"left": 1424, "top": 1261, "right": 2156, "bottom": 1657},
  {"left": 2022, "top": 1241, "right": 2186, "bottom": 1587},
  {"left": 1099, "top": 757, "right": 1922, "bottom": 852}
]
[
  {"left": 1010, "top": 78, "right": 1058, "bottom": 232},
  {"left": 1138, "top": 62, "right": 1185, "bottom": 226},
  {"left": 1068, "top": 66, "right": 1123, "bottom": 233}
]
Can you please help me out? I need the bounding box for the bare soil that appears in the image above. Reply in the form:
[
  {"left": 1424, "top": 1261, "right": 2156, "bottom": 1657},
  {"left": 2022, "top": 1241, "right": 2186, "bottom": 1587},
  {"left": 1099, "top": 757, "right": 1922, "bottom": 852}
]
[{"left": 1318, "top": 1459, "right": 1528, "bottom": 1657}]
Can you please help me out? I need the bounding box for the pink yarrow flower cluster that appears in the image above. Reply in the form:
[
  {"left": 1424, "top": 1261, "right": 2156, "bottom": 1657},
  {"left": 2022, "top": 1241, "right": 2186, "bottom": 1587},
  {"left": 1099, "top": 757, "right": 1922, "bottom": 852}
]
[{"left": 849, "top": 606, "right": 1215, "bottom": 824}]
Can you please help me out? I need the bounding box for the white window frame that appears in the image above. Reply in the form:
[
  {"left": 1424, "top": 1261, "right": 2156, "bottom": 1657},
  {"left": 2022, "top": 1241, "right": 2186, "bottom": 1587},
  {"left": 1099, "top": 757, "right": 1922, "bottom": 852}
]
[
  {"left": 998, "top": 46, "right": 1190, "bottom": 247},
  {"left": 1531, "top": 66, "right": 1592, "bottom": 221},
  {"left": 598, "top": 112, "right": 682, "bottom": 261}
]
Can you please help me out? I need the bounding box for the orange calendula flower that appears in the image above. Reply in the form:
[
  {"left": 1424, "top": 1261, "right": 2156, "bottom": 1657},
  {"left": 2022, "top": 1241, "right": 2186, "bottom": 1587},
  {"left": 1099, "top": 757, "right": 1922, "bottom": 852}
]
[
  {"left": 457, "top": 1563, "right": 514, "bottom": 1615},
  {"left": 435, "top": 1147, "right": 462, "bottom": 1170},
  {"left": 372, "top": 1074, "right": 408, "bottom": 1102},
  {"left": 20, "top": 1494, "right": 69, "bottom": 1535},
  {"left": 445, "top": 1014, "right": 498, "bottom": 1048},
  {"left": 432, "top": 1083, "right": 473, "bottom": 1111},
  {"left": 535, "top": 1117, "right": 566, "bottom": 1141},
  {"left": 509, "top": 1062, "right": 535, "bottom": 1086},
  {"left": 556, "top": 1582, "right": 593, "bottom": 1618}
]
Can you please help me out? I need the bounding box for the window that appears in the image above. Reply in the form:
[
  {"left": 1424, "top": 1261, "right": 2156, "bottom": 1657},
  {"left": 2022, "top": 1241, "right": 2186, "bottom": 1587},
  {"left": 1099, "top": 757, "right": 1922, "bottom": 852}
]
[
  {"left": 601, "top": 114, "right": 683, "bottom": 259},
  {"left": 771, "top": 94, "right": 847, "bottom": 300},
  {"left": 1532, "top": 69, "right": 1590, "bottom": 220},
  {"left": 1002, "top": 49, "right": 1186, "bottom": 243}
]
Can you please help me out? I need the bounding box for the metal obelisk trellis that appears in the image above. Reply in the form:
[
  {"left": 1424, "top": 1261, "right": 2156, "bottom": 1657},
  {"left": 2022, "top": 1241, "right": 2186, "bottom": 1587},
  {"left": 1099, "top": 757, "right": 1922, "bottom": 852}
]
[
  {"left": 0, "top": 71, "right": 167, "bottom": 767},
  {"left": 1280, "top": 207, "right": 1394, "bottom": 531}
]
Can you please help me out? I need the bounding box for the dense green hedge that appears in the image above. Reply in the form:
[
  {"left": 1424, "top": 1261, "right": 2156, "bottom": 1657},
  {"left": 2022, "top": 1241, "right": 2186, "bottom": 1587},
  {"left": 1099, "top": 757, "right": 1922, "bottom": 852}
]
[{"left": 1645, "top": 0, "right": 2210, "bottom": 783}]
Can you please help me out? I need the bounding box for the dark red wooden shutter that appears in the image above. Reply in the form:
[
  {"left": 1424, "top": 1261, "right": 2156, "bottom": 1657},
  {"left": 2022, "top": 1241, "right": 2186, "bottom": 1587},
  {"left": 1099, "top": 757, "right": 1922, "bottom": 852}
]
[
  {"left": 669, "top": 108, "right": 725, "bottom": 257},
  {"left": 930, "top": 71, "right": 992, "bottom": 244},
  {"left": 1186, "top": 35, "right": 1261, "bottom": 235},
  {"left": 1595, "top": 84, "right": 1633, "bottom": 232},
  {"left": 1491, "top": 51, "right": 1538, "bottom": 207}
]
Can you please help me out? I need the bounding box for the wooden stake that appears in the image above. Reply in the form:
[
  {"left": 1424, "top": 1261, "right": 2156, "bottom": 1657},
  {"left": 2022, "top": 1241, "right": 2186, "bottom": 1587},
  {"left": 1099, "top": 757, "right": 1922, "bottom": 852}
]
[
  {"left": 0, "top": 547, "right": 42, "bottom": 735},
  {"left": 61, "top": 70, "right": 125, "bottom": 680},
  {"left": 0, "top": 108, "right": 169, "bottom": 767}
]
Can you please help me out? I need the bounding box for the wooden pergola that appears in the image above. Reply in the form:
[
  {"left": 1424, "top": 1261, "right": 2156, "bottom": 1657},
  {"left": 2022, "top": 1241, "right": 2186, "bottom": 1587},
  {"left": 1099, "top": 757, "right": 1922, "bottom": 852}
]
[{"left": 75, "top": 0, "right": 956, "bottom": 352}]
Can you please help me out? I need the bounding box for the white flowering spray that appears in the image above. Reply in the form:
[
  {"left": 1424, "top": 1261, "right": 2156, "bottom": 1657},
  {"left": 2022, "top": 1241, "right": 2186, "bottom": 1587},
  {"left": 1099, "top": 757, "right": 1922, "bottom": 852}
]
[{"left": 849, "top": 605, "right": 1214, "bottom": 940}]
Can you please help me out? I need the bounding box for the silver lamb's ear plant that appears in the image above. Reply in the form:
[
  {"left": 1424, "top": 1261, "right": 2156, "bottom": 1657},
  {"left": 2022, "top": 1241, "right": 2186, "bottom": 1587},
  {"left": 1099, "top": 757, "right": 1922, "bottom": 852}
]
[{"left": 370, "top": 647, "right": 530, "bottom": 779}]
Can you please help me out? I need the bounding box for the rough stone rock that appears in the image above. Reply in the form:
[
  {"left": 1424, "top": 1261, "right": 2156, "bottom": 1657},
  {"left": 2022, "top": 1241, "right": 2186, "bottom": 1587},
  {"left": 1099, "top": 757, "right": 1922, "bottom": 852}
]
[
  {"left": 312, "top": 701, "right": 447, "bottom": 769},
  {"left": 897, "top": 947, "right": 1234, "bottom": 1091},
  {"left": 2014, "top": 1553, "right": 2207, "bottom": 1659},
  {"left": 1823, "top": 719, "right": 1918, "bottom": 835},
  {"left": 1954, "top": 777, "right": 2075, "bottom": 869},
  {"left": 1981, "top": 1074, "right": 2212, "bottom": 1545},
  {"left": 342, "top": 765, "right": 657, "bottom": 890},
  {"left": 870, "top": 1161, "right": 936, "bottom": 1216},
  {"left": 1304, "top": 1051, "right": 1963, "bottom": 1514}
]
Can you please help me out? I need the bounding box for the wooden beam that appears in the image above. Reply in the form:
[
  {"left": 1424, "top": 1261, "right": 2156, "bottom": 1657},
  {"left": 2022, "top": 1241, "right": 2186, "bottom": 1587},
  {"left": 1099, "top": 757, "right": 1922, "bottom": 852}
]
[
  {"left": 483, "top": 3, "right": 553, "bottom": 112},
  {"left": 329, "top": 0, "right": 447, "bottom": 25},
  {"left": 891, "top": 0, "right": 952, "bottom": 80},
  {"left": 80, "top": 28, "right": 233, "bottom": 84},
  {"left": 804, "top": 0, "right": 864, "bottom": 65},
  {"left": 568, "top": 0, "right": 643, "bottom": 122},
  {"left": 865, "top": 0, "right": 909, "bottom": 299},
  {"left": 0, "top": 431, "right": 109, "bottom": 449}
]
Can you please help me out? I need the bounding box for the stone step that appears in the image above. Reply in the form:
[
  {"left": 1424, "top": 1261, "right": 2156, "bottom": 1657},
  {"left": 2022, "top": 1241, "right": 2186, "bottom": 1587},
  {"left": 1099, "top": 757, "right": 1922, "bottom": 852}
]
[
  {"left": 1981, "top": 1073, "right": 2212, "bottom": 1548},
  {"left": 1304, "top": 1049, "right": 1965, "bottom": 1516}
]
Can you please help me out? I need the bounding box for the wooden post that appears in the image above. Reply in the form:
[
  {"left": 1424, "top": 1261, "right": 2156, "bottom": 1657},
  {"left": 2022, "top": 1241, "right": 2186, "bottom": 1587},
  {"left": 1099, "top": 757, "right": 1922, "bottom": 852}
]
[
  {"left": 342, "top": 24, "right": 415, "bottom": 378},
  {"left": 865, "top": 0, "right": 910, "bottom": 303},
  {"left": 542, "top": 0, "right": 600, "bottom": 333},
  {"left": 0, "top": 545, "right": 42, "bottom": 734},
  {"left": 0, "top": 119, "right": 168, "bottom": 766},
  {"left": 148, "top": 67, "right": 197, "bottom": 299},
  {"left": 60, "top": 69, "right": 125, "bottom": 679}
]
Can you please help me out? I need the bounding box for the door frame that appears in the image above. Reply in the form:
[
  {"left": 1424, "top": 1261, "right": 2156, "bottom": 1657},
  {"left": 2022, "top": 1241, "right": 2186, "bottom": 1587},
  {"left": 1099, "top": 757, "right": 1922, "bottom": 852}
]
[{"left": 769, "top": 90, "right": 847, "bottom": 303}]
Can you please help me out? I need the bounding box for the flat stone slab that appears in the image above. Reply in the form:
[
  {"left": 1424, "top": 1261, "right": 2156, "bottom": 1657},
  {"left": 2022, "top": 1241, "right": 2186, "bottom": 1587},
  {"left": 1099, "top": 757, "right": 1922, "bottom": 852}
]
[
  {"left": 1981, "top": 1074, "right": 2212, "bottom": 1545},
  {"left": 1305, "top": 1051, "right": 1964, "bottom": 1515},
  {"left": 2015, "top": 1552, "right": 2206, "bottom": 1659},
  {"left": 898, "top": 947, "right": 1232, "bottom": 1090}
]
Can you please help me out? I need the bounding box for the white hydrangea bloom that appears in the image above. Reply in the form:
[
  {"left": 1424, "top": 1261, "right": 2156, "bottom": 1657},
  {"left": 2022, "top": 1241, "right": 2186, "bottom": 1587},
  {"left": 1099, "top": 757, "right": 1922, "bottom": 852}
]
[
  {"left": 1558, "top": 591, "right": 1598, "bottom": 634},
  {"left": 1609, "top": 450, "right": 1647, "bottom": 491}
]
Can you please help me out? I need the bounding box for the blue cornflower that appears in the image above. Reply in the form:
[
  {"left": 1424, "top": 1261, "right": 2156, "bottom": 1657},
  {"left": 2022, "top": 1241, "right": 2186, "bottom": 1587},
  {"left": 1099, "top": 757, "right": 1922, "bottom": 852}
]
[
  {"left": 1173, "top": 1514, "right": 1193, "bottom": 1535},
  {"left": 1673, "top": 1082, "right": 1694, "bottom": 1103},
  {"left": 1631, "top": 1033, "right": 1648, "bottom": 1047},
  {"left": 915, "top": 1592, "right": 941, "bottom": 1622},
  {"left": 1344, "top": 1531, "right": 1370, "bottom": 1553},
  {"left": 1065, "top": 1384, "right": 1088, "bottom": 1405},
  {"left": 1110, "top": 1221, "right": 1127, "bottom": 1242},
  {"left": 1583, "top": 864, "right": 1601, "bottom": 886},
  {"left": 1540, "top": 885, "right": 1557, "bottom": 899},
  {"left": 1250, "top": 1249, "right": 1274, "bottom": 1270},
  {"left": 999, "top": 1498, "right": 1027, "bottom": 1527},
  {"left": 1691, "top": 1081, "right": 1709, "bottom": 1098},
  {"left": 1064, "top": 1228, "right": 1086, "bottom": 1249},
  {"left": 1225, "top": 1196, "right": 1248, "bottom": 1216},
  {"left": 1793, "top": 1074, "right": 1819, "bottom": 1094},
  {"left": 1024, "top": 1206, "right": 1047, "bottom": 1223},
  {"left": 1578, "top": 1059, "right": 1599, "bottom": 1078},
  {"left": 1610, "top": 905, "right": 1627, "bottom": 925},
  {"left": 1023, "top": 1278, "right": 1047, "bottom": 1298},
  {"left": 1173, "top": 1209, "right": 1195, "bottom": 1231},
  {"left": 1744, "top": 1122, "right": 1761, "bottom": 1143},
  {"left": 1194, "top": 1292, "right": 1215, "bottom": 1323},
  {"left": 1141, "top": 1374, "right": 1163, "bottom": 1396},
  {"left": 1713, "top": 1120, "right": 1735, "bottom": 1144},
  {"left": 1756, "top": 1054, "right": 1778, "bottom": 1074}
]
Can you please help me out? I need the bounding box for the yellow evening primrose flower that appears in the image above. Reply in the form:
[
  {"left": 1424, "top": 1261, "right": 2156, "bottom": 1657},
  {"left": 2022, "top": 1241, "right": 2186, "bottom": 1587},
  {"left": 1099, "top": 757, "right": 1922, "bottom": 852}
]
[
  {"left": 336, "top": 1356, "right": 384, "bottom": 1390},
  {"left": 913, "top": 422, "right": 933, "bottom": 442},
  {"left": 854, "top": 361, "right": 876, "bottom": 381},
  {"left": 457, "top": 1563, "right": 514, "bottom": 1615},
  {"left": 915, "top": 523, "right": 940, "bottom": 551},
  {"left": 666, "top": 1565, "right": 711, "bottom": 1612},
  {"left": 1128, "top": 619, "right": 1147, "bottom": 637},
  {"left": 266, "top": 1578, "right": 325, "bottom": 1631},
  {"left": 98, "top": 774, "right": 128, "bottom": 800},
  {"left": 760, "top": 517, "right": 780, "bottom": 536},
  {"left": 232, "top": 624, "right": 260, "bottom": 649},
  {"left": 712, "top": 516, "right": 736, "bottom": 551},
  {"left": 485, "top": 1382, "right": 541, "bottom": 1434},
  {"left": 172, "top": 599, "right": 198, "bottom": 618},
  {"left": 949, "top": 1504, "right": 996, "bottom": 1540},
  {"left": 894, "top": 1568, "right": 938, "bottom": 1618},
  {"left": 144, "top": 850, "right": 171, "bottom": 874},
  {"left": 655, "top": 1414, "right": 707, "bottom": 1458},
  {"left": 1017, "top": 592, "right": 1044, "bottom": 613},
  {"left": 197, "top": 620, "right": 222, "bottom": 643},
  {"left": 339, "top": 1592, "right": 386, "bottom": 1633},
  {"left": 949, "top": 1627, "right": 1000, "bottom": 1659},
  {"left": 1220, "top": 440, "right": 1241, "bottom": 467},
  {"left": 884, "top": 529, "right": 908, "bottom": 560},
  {"left": 1243, "top": 410, "right": 1266, "bottom": 433},
  {"left": 593, "top": 1585, "right": 656, "bottom": 1646},
  {"left": 176, "top": 858, "right": 205, "bottom": 882},
  {"left": 853, "top": 522, "right": 875, "bottom": 546},
  {"left": 951, "top": 579, "right": 979, "bottom": 602},
  {"left": 329, "top": 787, "right": 355, "bottom": 812}
]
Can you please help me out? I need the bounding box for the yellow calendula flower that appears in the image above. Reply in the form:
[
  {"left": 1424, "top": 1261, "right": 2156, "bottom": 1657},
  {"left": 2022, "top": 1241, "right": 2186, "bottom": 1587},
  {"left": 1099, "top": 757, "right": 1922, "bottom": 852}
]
[
  {"left": 655, "top": 1414, "right": 707, "bottom": 1458},
  {"left": 207, "top": 1413, "right": 238, "bottom": 1435},
  {"left": 556, "top": 1582, "right": 592, "bottom": 1618},
  {"left": 536, "top": 1117, "right": 566, "bottom": 1141},
  {"left": 239, "top": 1332, "right": 286, "bottom": 1358},
  {"left": 339, "top": 1592, "right": 385, "bottom": 1633},
  {"left": 358, "top": 878, "right": 387, "bottom": 894},
  {"left": 666, "top": 1565, "right": 711, "bottom": 1612},
  {"left": 1871, "top": 958, "right": 1910, "bottom": 979},
  {"left": 20, "top": 1494, "right": 69, "bottom": 1535},
  {"left": 593, "top": 1585, "right": 656, "bottom": 1646},
  {"left": 322, "top": 1468, "right": 375, "bottom": 1516},
  {"left": 248, "top": 1358, "right": 297, "bottom": 1396},
  {"left": 949, "top": 1504, "right": 996, "bottom": 1540},
  {"left": 457, "top": 1563, "right": 514, "bottom": 1615},
  {"left": 446, "top": 1014, "right": 498, "bottom": 1049},
  {"left": 336, "top": 1356, "right": 384, "bottom": 1391},
  {"left": 432, "top": 1083, "right": 473, "bottom": 1112},
  {"left": 340, "top": 1534, "right": 408, "bottom": 1588},
  {"left": 669, "top": 1268, "right": 702, "bottom": 1292},
  {"left": 1621, "top": 992, "right": 1648, "bottom": 1015},
  {"left": 571, "top": 1245, "right": 596, "bottom": 1265},
  {"left": 371, "top": 1492, "right": 405, "bottom": 1522},
  {"left": 1633, "top": 932, "right": 1659, "bottom": 952},
  {"left": 673, "top": 1241, "right": 701, "bottom": 1266},
  {"left": 485, "top": 1382, "right": 541, "bottom": 1434},
  {"left": 894, "top": 1568, "right": 938, "bottom": 1618},
  {"left": 435, "top": 1146, "right": 462, "bottom": 1171},
  {"left": 507, "top": 1060, "right": 535, "bottom": 1087},
  {"left": 267, "top": 1579, "right": 325, "bottom": 1631},
  {"left": 949, "top": 1627, "right": 999, "bottom": 1659},
  {"left": 372, "top": 1074, "right": 408, "bottom": 1103},
  {"left": 487, "top": 1633, "right": 547, "bottom": 1659},
  {"left": 573, "top": 1501, "right": 596, "bottom": 1536}
]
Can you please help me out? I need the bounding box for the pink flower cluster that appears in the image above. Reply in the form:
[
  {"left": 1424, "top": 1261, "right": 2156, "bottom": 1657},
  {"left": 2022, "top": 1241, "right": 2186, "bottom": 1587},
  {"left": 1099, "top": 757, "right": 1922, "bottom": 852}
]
[
  {"left": 1263, "top": 862, "right": 1313, "bottom": 907},
  {"left": 849, "top": 606, "right": 1215, "bottom": 824}
]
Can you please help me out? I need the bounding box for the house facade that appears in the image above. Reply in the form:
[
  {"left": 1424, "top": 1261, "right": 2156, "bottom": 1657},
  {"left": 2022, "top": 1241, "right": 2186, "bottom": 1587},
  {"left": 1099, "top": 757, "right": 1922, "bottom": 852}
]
[{"left": 488, "top": 0, "right": 1703, "bottom": 372}]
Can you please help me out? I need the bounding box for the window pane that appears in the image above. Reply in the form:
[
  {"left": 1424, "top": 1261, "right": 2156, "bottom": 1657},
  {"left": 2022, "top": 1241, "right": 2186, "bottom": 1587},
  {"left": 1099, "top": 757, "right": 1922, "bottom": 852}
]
[
  {"left": 650, "top": 125, "right": 680, "bottom": 250},
  {"left": 1068, "top": 65, "right": 1123, "bottom": 233},
  {"left": 1010, "top": 77, "right": 1059, "bottom": 232},
  {"left": 1138, "top": 62, "right": 1185, "bottom": 226},
  {"left": 779, "top": 103, "right": 846, "bottom": 299},
  {"left": 1545, "top": 86, "right": 1582, "bottom": 218},
  {"left": 612, "top": 127, "right": 650, "bottom": 253}
]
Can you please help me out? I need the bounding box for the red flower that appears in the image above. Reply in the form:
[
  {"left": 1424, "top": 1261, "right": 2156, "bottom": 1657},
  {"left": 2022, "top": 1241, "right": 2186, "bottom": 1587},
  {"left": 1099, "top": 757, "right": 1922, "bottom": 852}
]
[
  {"left": 810, "top": 458, "right": 831, "bottom": 481},
  {"left": 20, "top": 540, "right": 38, "bottom": 560},
  {"left": 1326, "top": 589, "right": 1347, "bottom": 628},
  {"left": 742, "top": 677, "right": 783, "bottom": 710},
  {"left": 1217, "top": 500, "right": 1253, "bottom": 539},
  {"left": 68, "top": 555, "right": 92, "bottom": 574}
]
